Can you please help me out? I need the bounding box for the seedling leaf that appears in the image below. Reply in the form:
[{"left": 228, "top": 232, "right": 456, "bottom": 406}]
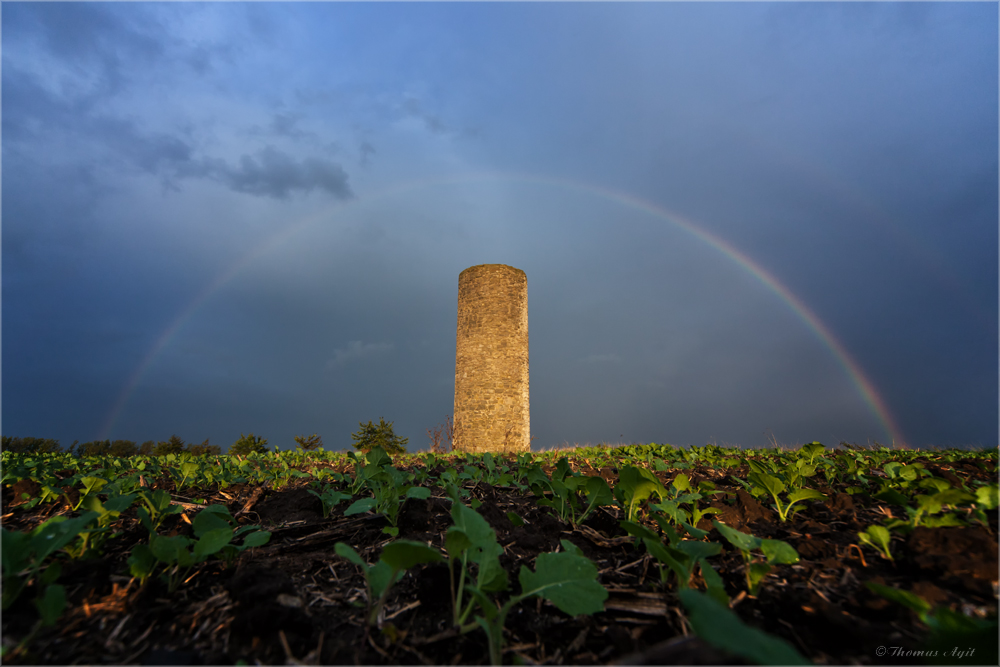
[
  {"left": 380, "top": 540, "right": 443, "bottom": 571},
  {"left": 678, "top": 588, "right": 809, "bottom": 665},
  {"left": 518, "top": 551, "right": 608, "bottom": 616}
]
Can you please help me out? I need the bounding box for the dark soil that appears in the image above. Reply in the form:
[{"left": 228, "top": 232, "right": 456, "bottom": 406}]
[{"left": 2, "top": 457, "right": 997, "bottom": 665}]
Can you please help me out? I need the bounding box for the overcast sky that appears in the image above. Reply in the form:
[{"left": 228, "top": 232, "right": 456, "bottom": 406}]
[{"left": 3, "top": 2, "right": 996, "bottom": 453}]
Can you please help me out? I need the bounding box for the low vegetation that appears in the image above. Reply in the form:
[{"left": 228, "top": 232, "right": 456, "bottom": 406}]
[{"left": 1, "top": 438, "right": 996, "bottom": 665}]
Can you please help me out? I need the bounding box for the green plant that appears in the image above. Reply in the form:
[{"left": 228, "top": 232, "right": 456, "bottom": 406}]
[
  {"left": 136, "top": 489, "right": 185, "bottom": 535},
  {"left": 67, "top": 493, "right": 137, "bottom": 559},
  {"left": 230, "top": 433, "right": 269, "bottom": 457},
  {"left": 190, "top": 504, "right": 272, "bottom": 568},
  {"left": 713, "top": 520, "right": 799, "bottom": 596},
  {"left": 73, "top": 475, "right": 109, "bottom": 510},
  {"left": 746, "top": 463, "right": 825, "bottom": 522},
  {"left": 679, "top": 588, "right": 809, "bottom": 665},
  {"left": 867, "top": 582, "right": 999, "bottom": 665},
  {"left": 475, "top": 539, "right": 608, "bottom": 665},
  {"left": 334, "top": 540, "right": 442, "bottom": 626},
  {"left": 309, "top": 485, "right": 353, "bottom": 518},
  {"left": 294, "top": 433, "right": 324, "bottom": 451},
  {"left": 444, "top": 491, "right": 509, "bottom": 629},
  {"left": 620, "top": 519, "right": 727, "bottom": 604},
  {"left": 857, "top": 525, "right": 894, "bottom": 561},
  {"left": 2, "top": 512, "right": 99, "bottom": 627},
  {"left": 343, "top": 446, "right": 431, "bottom": 535},
  {"left": 351, "top": 417, "right": 408, "bottom": 456},
  {"left": 528, "top": 457, "right": 613, "bottom": 526},
  {"left": 613, "top": 465, "right": 668, "bottom": 522},
  {"left": 127, "top": 509, "right": 267, "bottom": 592}
]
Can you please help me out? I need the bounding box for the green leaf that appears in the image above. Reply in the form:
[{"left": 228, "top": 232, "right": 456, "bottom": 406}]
[
  {"left": 380, "top": 540, "right": 443, "bottom": 570},
  {"left": 747, "top": 472, "right": 785, "bottom": 499},
  {"left": 193, "top": 509, "right": 233, "bottom": 537},
  {"left": 444, "top": 528, "right": 473, "bottom": 558},
  {"left": 619, "top": 520, "right": 659, "bottom": 542},
  {"left": 344, "top": 498, "right": 377, "bottom": 516},
  {"left": 874, "top": 489, "right": 910, "bottom": 506},
  {"left": 30, "top": 512, "right": 99, "bottom": 562},
  {"left": 678, "top": 588, "right": 809, "bottom": 665},
  {"left": 786, "top": 488, "right": 825, "bottom": 504},
  {"left": 367, "top": 560, "right": 401, "bottom": 600},
  {"left": 103, "top": 493, "right": 137, "bottom": 514},
  {"left": 712, "top": 520, "right": 761, "bottom": 553},
  {"left": 2, "top": 528, "right": 32, "bottom": 577},
  {"left": 127, "top": 544, "right": 156, "bottom": 581},
  {"left": 865, "top": 582, "right": 932, "bottom": 615},
  {"left": 405, "top": 486, "right": 431, "bottom": 500},
  {"left": 676, "top": 540, "right": 722, "bottom": 561},
  {"left": 975, "top": 484, "right": 998, "bottom": 510},
  {"left": 240, "top": 530, "right": 271, "bottom": 549},
  {"left": 365, "top": 446, "right": 392, "bottom": 468},
  {"left": 193, "top": 528, "right": 233, "bottom": 559},
  {"left": 518, "top": 551, "right": 608, "bottom": 616},
  {"left": 760, "top": 539, "right": 799, "bottom": 565},
  {"left": 335, "top": 542, "right": 368, "bottom": 569},
  {"left": 679, "top": 522, "right": 709, "bottom": 540},
  {"left": 34, "top": 583, "right": 66, "bottom": 626},
  {"left": 150, "top": 534, "right": 192, "bottom": 564},
  {"left": 672, "top": 473, "right": 691, "bottom": 493},
  {"left": 699, "top": 561, "right": 729, "bottom": 607}
]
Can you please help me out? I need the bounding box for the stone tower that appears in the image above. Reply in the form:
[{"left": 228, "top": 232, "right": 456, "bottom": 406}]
[{"left": 454, "top": 264, "right": 530, "bottom": 453}]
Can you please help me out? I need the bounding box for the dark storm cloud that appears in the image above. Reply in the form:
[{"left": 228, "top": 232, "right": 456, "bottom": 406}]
[{"left": 208, "top": 146, "right": 354, "bottom": 201}]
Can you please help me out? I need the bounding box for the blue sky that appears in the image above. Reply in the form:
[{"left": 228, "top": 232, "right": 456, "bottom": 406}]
[{"left": 3, "top": 2, "right": 996, "bottom": 452}]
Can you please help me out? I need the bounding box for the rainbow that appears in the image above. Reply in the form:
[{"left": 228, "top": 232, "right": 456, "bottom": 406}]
[{"left": 100, "top": 171, "right": 906, "bottom": 446}]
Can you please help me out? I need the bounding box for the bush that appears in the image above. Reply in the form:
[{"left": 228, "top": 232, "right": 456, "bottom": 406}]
[
  {"left": 351, "top": 418, "right": 408, "bottom": 456},
  {"left": 188, "top": 438, "right": 222, "bottom": 456},
  {"left": 294, "top": 433, "right": 323, "bottom": 451},
  {"left": 0, "top": 436, "right": 63, "bottom": 454},
  {"left": 230, "top": 433, "right": 269, "bottom": 457},
  {"left": 152, "top": 435, "right": 187, "bottom": 457}
]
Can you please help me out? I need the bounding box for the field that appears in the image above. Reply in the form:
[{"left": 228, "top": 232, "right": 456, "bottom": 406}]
[{"left": 2, "top": 442, "right": 997, "bottom": 665}]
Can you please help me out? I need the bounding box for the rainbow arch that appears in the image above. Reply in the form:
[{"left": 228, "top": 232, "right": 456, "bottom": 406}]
[{"left": 100, "top": 171, "right": 906, "bottom": 446}]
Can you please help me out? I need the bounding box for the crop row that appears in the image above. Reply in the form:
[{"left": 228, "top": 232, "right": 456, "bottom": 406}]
[{"left": 2, "top": 442, "right": 996, "bottom": 663}]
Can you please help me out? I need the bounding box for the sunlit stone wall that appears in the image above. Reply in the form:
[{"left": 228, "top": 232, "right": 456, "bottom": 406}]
[{"left": 453, "top": 264, "right": 530, "bottom": 453}]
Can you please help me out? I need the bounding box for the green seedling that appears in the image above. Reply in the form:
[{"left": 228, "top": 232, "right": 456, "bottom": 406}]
[
  {"left": 308, "top": 485, "right": 353, "bottom": 519},
  {"left": 191, "top": 504, "right": 272, "bottom": 568},
  {"left": 857, "top": 525, "right": 893, "bottom": 561},
  {"left": 172, "top": 461, "right": 201, "bottom": 491},
  {"left": 66, "top": 493, "right": 137, "bottom": 558},
  {"left": 136, "top": 489, "right": 185, "bottom": 535},
  {"left": 473, "top": 539, "right": 608, "bottom": 665},
  {"left": 344, "top": 446, "right": 431, "bottom": 535},
  {"left": 679, "top": 588, "right": 809, "bottom": 665},
  {"left": 335, "top": 540, "right": 442, "bottom": 627},
  {"left": 445, "top": 492, "right": 509, "bottom": 628},
  {"left": 620, "top": 520, "right": 727, "bottom": 605},
  {"left": 867, "top": 582, "right": 999, "bottom": 665},
  {"left": 798, "top": 441, "right": 826, "bottom": 466},
  {"left": 2, "top": 511, "right": 99, "bottom": 633},
  {"left": 713, "top": 520, "right": 798, "bottom": 596},
  {"left": 73, "top": 476, "right": 109, "bottom": 511},
  {"left": 746, "top": 468, "right": 825, "bottom": 522},
  {"left": 614, "top": 465, "right": 668, "bottom": 522},
  {"left": 529, "top": 458, "right": 613, "bottom": 526}
]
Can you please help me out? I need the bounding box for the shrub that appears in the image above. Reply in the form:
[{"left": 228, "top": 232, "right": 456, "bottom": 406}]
[
  {"left": 230, "top": 433, "right": 269, "bottom": 457},
  {"left": 351, "top": 418, "right": 408, "bottom": 456},
  {"left": 294, "top": 433, "right": 323, "bottom": 451},
  {"left": 0, "top": 436, "right": 63, "bottom": 454},
  {"left": 188, "top": 439, "right": 222, "bottom": 456},
  {"left": 152, "top": 435, "right": 187, "bottom": 457},
  {"left": 76, "top": 440, "right": 113, "bottom": 457}
]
